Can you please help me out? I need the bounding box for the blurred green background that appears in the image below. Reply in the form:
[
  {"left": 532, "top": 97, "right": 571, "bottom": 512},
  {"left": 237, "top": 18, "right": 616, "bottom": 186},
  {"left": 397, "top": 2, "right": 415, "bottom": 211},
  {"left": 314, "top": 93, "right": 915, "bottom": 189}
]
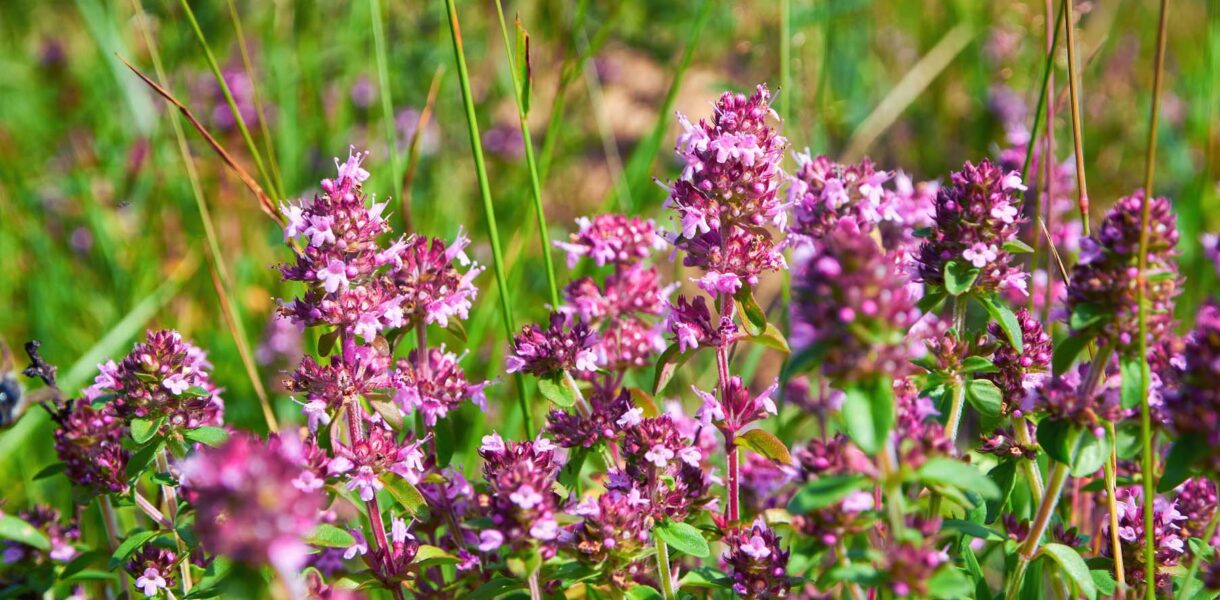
[{"left": 0, "top": 0, "right": 1216, "bottom": 507}]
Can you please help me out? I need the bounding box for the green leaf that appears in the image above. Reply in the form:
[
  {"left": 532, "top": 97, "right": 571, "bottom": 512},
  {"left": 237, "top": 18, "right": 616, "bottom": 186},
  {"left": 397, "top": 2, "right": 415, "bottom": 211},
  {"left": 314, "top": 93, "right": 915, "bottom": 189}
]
[
  {"left": 558, "top": 447, "right": 589, "bottom": 492},
  {"left": 942, "top": 519, "right": 1005, "bottom": 541},
  {"left": 1004, "top": 239, "right": 1035, "bottom": 254},
  {"left": 445, "top": 319, "right": 468, "bottom": 344},
  {"left": 625, "top": 585, "right": 663, "bottom": 600},
  {"left": 839, "top": 379, "right": 894, "bottom": 454},
  {"left": 927, "top": 567, "right": 974, "bottom": 599},
  {"left": 1068, "top": 429, "right": 1110, "bottom": 478},
  {"left": 0, "top": 514, "right": 50, "bottom": 551},
  {"left": 32, "top": 463, "right": 66, "bottom": 481},
  {"left": 183, "top": 426, "right": 228, "bottom": 447},
  {"left": 514, "top": 19, "right": 531, "bottom": 115},
  {"left": 60, "top": 549, "right": 107, "bottom": 581},
  {"left": 733, "top": 287, "right": 768, "bottom": 337},
  {"left": 917, "top": 457, "right": 1001, "bottom": 500},
  {"left": 1069, "top": 303, "right": 1106, "bottom": 331},
  {"left": 741, "top": 323, "right": 790, "bottom": 354},
  {"left": 965, "top": 379, "right": 1003, "bottom": 418},
  {"left": 780, "top": 339, "right": 831, "bottom": 382},
  {"left": 126, "top": 439, "right": 163, "bottom": 480},
  {"left": 1090, "top": 570, "right": 1117, "bottom": 597},
  {"left": 130, "top": 417, "right": 162, "bottom": 445},
  {"left": 180, "top": 386, "right": 212, "bottom": 398},
  {"left": 787, "top": 474, "right": 869, "bottom": 513},
  {"left": 382, "top": 473, "right": 428, "bottom": 515},
  {"left": 1119, "top": 356, "right": 1144, "bottom": 410},
  {"left": 913, "top": 226, "right": 934, "bottom": 238},
  {"left": 944, "top": 260, "right": 980, "bottom": 296},
  {"left": 317, "top": 329, "right": 340, "bottom": 356},
  {"left": 538, "top": 375, "right": 576, "bottom": 408},
  {"left": 918, "top": 289, "right": 948, "bottom": 314},
  {"left": 628, "top": 388, "right": 660, "bottom": 417},
  {"left": 652, "top": 343, "right": 696, "bottom": 394},
  {"left": 414, "top": 544, "right": 460, "bottom": 567},
  {"left": 961, "top": 356, "right": 998, "bottom": 373},
  {"left": 369, "top": 400, "right": 404, "bottom": 431},
  {"left": 1038, "top": 544, "right": 1097, "bottom": 600},
  {"left": 978, "top": 295, "right": 1024, "bottom": 353},
  {"left": 1037, "top": 419, "right": 1073, "bottom": 465},
  {"left": 305, "top": 524, "right": 355, "bottom": 549},
  {"left": 735, "top": 429, "right": 793, "bottom": 466},
  {"left": 62, "top": 569, "right": 119, "bottom": 584},
  {"left": 1159, "top": 434, "right": 1204, "bottom": 492},
  {"left": 654, "top": 521, "right": 710, "bottom": 558},
  {"left": 465, "top": 577, "right": 524, "bottom": 600},
  {"left": 110, "top": 530, "right": 159, "bottom": 566},
  {"left": 984, "top": 459, "right": 1018, "bottom": 523},
  {"left": 1052, "top": 333, "right": 1094, "bottom": 375}
]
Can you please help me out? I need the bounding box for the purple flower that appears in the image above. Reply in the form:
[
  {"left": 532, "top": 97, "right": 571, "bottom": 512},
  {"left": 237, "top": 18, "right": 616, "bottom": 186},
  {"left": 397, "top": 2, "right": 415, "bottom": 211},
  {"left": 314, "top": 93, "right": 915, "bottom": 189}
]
[
  {"left": 721, "top": 518, "right": 790, "bottom": 598},
  {"left": 546, "top": 387, "right": 634, "bottom": 449},
  {"left": 180, "top": 432, "right": 325, "bottom": 571},
  {"left": 393, "top": 347, "right": 489, "bottom": 426},
  {"left": 506, "top": 313, "right": 597, "bottom": 377},
  {"left": 478, "top": 437, "right": 565, "bottom": 556},
  {"left": 665, "top": 294, "right": 737, "bottom": 352},
  {"left": 566, "top": 489, "right": 655, "bottom": 590},
  {"left": 0, "top": 507, "right": 80, "bottom": 570},
  {"left": 1033, "top": 366, "right": 1123, "bottom": 434},
  {"left": 1165, "top": 302, "right": 1220, "bottom": 473},
  {"left": 692, "top": 376, "right": 777, "bottom": 436},
  {"left": 1174, "top": 478, "right": 1220, "bottom": 548},
  {"left": 787, "top": 154, "right": 891, "bottom": 242},
  {"left": 554, "top": 214, "right": 665, "bottom": 268},
  {"left": 1101, "top": 487, "right": 1187, "bottom": 592},
  {"left": 880, "top": 517, "right": 951, "bottom": 597},
  {"left": 287, "top": 342, "right": 394, "bottom": 410},
  {"left": 612, "top": 415, "right": 713, "bottom": 522},
  {"left": 985, "top": 307, "right": 1052, "bottom": 416},
  {"left": 917, "top": 159, "right": 1028, "bottom": 296},
  {"left": 385, "top": 231, "right": 483, "bottom": 328},
  {"left": 84, "top": 329, "right": 224, "bottom": 433},
  {"left": 1066, "top": 192, "right": 1180, "bottom": 356},
  {"left": 51, "top": 399, "right": 129, "bottom": 494},
  {"left": 126, "top": 546, "right": 176, "bottom": 598},
  {"left": 561, "top": 263, "right": 670, "bottom": 373},
  {"left": 792, "top": 221, "right": 919, "bottom": 384}
]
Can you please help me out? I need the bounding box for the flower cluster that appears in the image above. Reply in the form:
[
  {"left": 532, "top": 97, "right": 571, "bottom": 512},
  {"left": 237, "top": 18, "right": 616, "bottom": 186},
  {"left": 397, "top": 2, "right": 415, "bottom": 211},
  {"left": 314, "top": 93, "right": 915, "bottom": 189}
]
[
  {"left": 611, "top": 415, "right": 713, "bottom": 522},
  {"left": 181, "top": 432, "right": 325, "bottom": 571},
  {"left": 664, "top": 84, "right": 788, "bottom": 295},
  {"left": 787, "top": 154, "right": 889, "bottom": 241},
  {"left": 506, "top": 312, "right": 597, "bottom": 377},
  {"left": 1066, "top": 192, "right": 1180, "bottom": 355},
  {"left": 984, "top": 307, "right": 1052, "bottom": 416},
  {"left": 477, "top": 434, "right": 565, "bottom": 556},
  {"left": 720, "top": 519, "right": 791, "bottom": 598},
  {"left": 917, "top": 159, "right": 1028, "bottom": 296},
  {"left": 792, "top": 221, "right": 919, "bottom": 383},
  {"left": 51, "top": 398, "right": 129, "bottom": 494},
  {"left": 0, "top": 506, "right": 78, "bottom": 568},
  {"left": 393, "top": 347, "right": 488, "bottom": 426},
  {"left": 1100, "top": 487, "right": 1187, "bottom": 591},
  {"left": 1165, "top": 302, "right": 1220, "bottom": 472},
  {"left": 85, "top": 329, "right": 223, "bottom": 434}
]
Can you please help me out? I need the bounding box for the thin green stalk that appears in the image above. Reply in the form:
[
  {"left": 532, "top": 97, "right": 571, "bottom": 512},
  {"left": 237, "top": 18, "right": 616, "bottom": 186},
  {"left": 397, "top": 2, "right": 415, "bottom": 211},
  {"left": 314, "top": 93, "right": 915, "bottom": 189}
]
[
  {"left": 1103, "top": 422, "right": 1127, "bottom": 598},
  {"left": 492, "top": 0, "right": 561, "bottom": 308},
  {"left": 369, "top": 0, "right": 403, "bottom": 208},
  {"left": 131, "top": 0, "right": 279, "bottom": 433},
  {"left": 445, "top": 0, "right": 533, "bottom": 437},
  {"left": 156, "top": 450, "right": 193, "bottom": 593},
  {"left": 99, "top": 496, "right": 133, "bottom": 599},
  {"left": 654, "top": 533, "right": 676, "bottom": 600},
  {"left": 225, "top": 0, "right": 284, "bottom": 195},
  {"left": 1013, "top": 420, "right": 1045, "bottom": 504},
  {"left": 1182, "top": 505, "right": 1220, "bottom": 596},
  {"left": 178, "top": 0, "right": 281, "bottom": 201},
  {"left": 779, "top": 0, "right": 791, "bottom": 124},
  {"left": 944, "top": 299, "right": 969, "bottom": 445},
  {"left": 1137, "top": 2, "right": 1171, "bottom": 595},
  {"left": 1006, "top": 461, "right": 1071, "bottom": 600},
  {"left": 1019, "top": 2, "right": 1066, "bottom": 188},
  {"left": 1062, "top": 0, "right": 1091, "bottom": 236}
]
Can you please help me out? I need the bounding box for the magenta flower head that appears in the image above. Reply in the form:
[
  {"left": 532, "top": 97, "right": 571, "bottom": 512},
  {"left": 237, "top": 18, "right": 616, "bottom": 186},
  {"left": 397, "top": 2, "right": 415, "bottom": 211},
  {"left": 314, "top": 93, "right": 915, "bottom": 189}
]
[
  {"left": 692, "top": 376, "right": 777, "bottom": 436},
  {"left": 327, "top": 424, "right": 427, "bottom": 497},
  {"left": 385, "top": 230, "right": 483, "bottom": 328},
  {"left": 567, "top": 489, "right": 656, "bottom": 589},
  {"left": 1101, "top": 487, "right": 1187, "bottom": 592},
  {"left": 791, "top": 434, "right": 875, "bottom": 548},
  {"left": 881, "top": 517, "right": 951, "bottom": 598},
  {"left": 612, "top": 415, "right": 712, "bottom": 522},
  {"left": 664, "top": 84, "right": 788, "bottom": 296},
  {"left": 85, "top": 329, "right": 223, "bottom": 434},
  {"left": 893, "top": 378, "right": 952, "bottom": 468},
  {"left": 1033, "top": 367, "right": 1123, "bottom": 437},
  {"left": 792, "top": 221, "right": 919, "bottom": 384},
  {"left": 787, "top": 154, "right": 889, "bottom": 242},
  {"left": 393, "top": 346, "right": 488, "bottom": 426},
  {"left": 984, "top": 307, "right": 1052, "bottom": 416},
  {"left": 52, "top": 399, "right": 129, "bottom": 494},
  {"left": 180, "top": 432, "right": 324, "bottom": 572},
  {"left": 1164, "top": 302, "right": 1220, "bottom": 473},
  {"left": 0, "top": 506, "right": 79, "bottom": 568},
  {"left": 287, "top": 342, "right": 394, "bottom": 411},
  {"left": 1174, "top": 478, "right": 1220, "bottom": 546},
  {"left": 561, "top": 261, "right": 669, "bottom": 373},
  {"left": 477, "top": 434, "right": 565, "bottom": 556},
  {"left": 1066, "top": 192, "right": 1180, "bottom": 355},
  {"left": 917, "top": 159, "right": 1028, "bottom": 297},
  {"left": 720, "top": 518, "right": 791, "bottom": 599},
  {"left": 554, "top": 214, "right": 665, "bottom": 268},
  {"left": 665, "top": 294, "right": 737, "bottom": 352},
  {"left": 506, "top": 313, "right": 597, "bottom": 377},
  {"left": 546, "top": 387, "right": 634, "bottom": 449},
  {"left": 126, "top": 545, "right": 177, "bottom": 597}
]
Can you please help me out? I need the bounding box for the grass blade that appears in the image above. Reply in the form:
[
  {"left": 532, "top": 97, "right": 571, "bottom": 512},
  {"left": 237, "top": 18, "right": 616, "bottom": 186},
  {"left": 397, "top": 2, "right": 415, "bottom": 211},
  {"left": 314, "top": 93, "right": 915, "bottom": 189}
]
[
  {"left": 445, "top": 0, "right": 533, "bottom": 437},
  {"left": 401, "top": 65, "right": 446, "bottom": 233},
  {"left": 492, "top": 3, "right": 562, "bottom": 308},
  {"left": 225, "top": 0, "right": 285, "bottom": 196},
  {"left": 370, "top": 0, "right": 404, "bottom": 214}
]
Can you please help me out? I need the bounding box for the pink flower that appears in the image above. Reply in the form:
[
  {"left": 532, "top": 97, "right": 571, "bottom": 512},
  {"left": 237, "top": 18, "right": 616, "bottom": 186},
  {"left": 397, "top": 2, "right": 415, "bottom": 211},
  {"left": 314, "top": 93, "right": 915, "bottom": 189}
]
[
  {"left": 529, "top": 519, "right": 559, "bottom": 541},
  {"left": 693, "top": 271, "right": 742, "bottom": 295},
  {"left": 480, "top": 432, "right": 505, "bottom": 454},
  {"left": 616, "top": 407, "right": 644, "bottom": 428},
  {"left": 135, "top": 567, "right": 166, "bottom": 597},
  {"left": 991, "top": 201, "right": 1018, "bottom": 224},
  {"left": 478, "top": 530, "right": 504, "bottom": 552},
  {"left": 317, "top": 259, "right": 349, "bottom": 293},
  {"left": 739, "top": 534, "right": 772, "bottom": 559},
  {"left": 509, "top": 484, "right": 544, "bottom": 510},
  {"left": 644, "top": 444, "right": 675, "bottom": 468},
  {"left": 961, "top": 243, "right": 998, "bottom": 268}
]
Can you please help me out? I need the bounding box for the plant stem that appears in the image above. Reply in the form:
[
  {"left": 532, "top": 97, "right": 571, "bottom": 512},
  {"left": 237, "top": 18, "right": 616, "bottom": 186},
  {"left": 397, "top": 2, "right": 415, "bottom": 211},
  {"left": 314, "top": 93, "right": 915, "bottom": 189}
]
[
  {"left": 1019, "top": 2, "right": 1065, "bottom": 187},
  {"left": 178, "top": 0, "right": 281, "bottom": 201},
  {"left": 444, "top": 0, "right": 532, "bottom": 437},
  {"left": 1182, "top": 505, "right": 1220, "bottom": 596},
  {"left": 1006, "top": 461, "right": 1071, "bottom": 600},
  {"left": 1012, "top": 419, "right": 1045, "bottom": 504},
  {"left": 224, "top": 0, "right": 284, "bottom": 195},
  {"left": 944, "top": 297, "right": 969, "bottom": 445},
  {"left": 491, "top": 0, "right": 561, "bottom": 308},
  {"left": 1137, "top": 2, "right": 1171, "bottom": 595},
  {"left": 369, "top": 0, "right": 403, "bottom": 208},
  {"left": 1103, "top": 421, "right": 1127, "bottom": 599},
  {"left": 155, "top": 451, "right": 193, "bottom": 593},
  {"left": 133, "top": 491, "right": 173, "bottom": 529},
  {"left": 527, "top": 572, "right": 543, "bottom": 600},
  {"left": 99, "top": 496, "right": 133, "bottom": 599},
  {"left": 654, "top": 532, "right": 676, "bottom": 600},
  {"left": 1061, "top": 0, "right": 1091, "bottom": 236},
  {"left": 876, "top": 438, "right": 907, "bottom": 539},
  {"left": 726, "top": 435, "right": 740, "bottom": 524}
]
